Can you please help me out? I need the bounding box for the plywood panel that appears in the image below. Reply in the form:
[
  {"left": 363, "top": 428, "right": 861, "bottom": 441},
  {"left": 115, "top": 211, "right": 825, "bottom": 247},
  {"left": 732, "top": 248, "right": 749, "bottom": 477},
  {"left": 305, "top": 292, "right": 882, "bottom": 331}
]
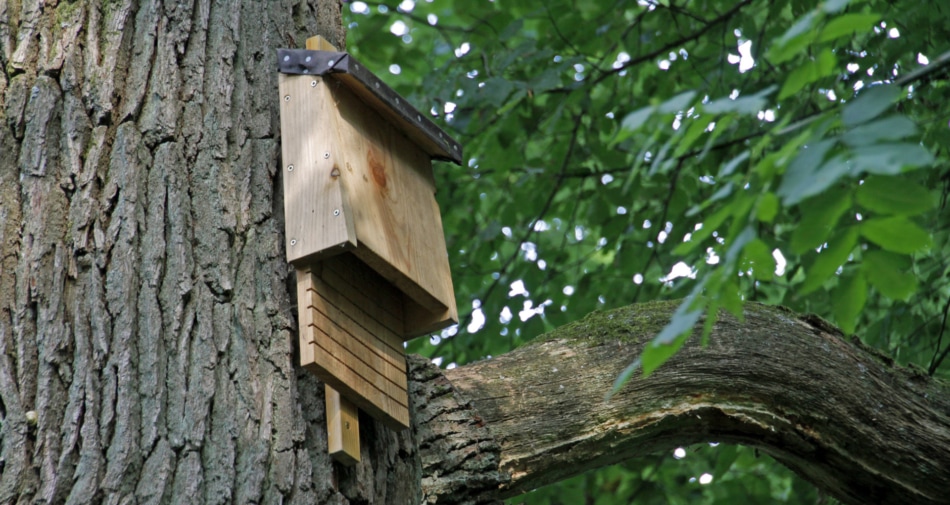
[
  {"left": 279, "top": 74, "right": 357, "bottom": 264},
  {"left": 326, "top": 82, "right": 458, "bottom": 326}
]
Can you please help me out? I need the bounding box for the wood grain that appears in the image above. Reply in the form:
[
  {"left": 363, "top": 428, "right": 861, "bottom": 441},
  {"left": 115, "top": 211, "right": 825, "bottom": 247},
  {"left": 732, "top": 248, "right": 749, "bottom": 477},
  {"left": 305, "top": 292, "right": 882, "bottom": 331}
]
[
  {"left": 279, "top": 74, "right": 357, "bottom": 264},
  {"left": 325, "top": 385, "right": 361, "bottom": 465}
]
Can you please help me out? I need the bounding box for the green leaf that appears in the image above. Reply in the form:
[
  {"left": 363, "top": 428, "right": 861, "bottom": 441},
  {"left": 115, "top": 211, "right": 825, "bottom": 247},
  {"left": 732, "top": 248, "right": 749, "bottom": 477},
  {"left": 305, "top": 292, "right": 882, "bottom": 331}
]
[
  {"left": 673, "top": 115, "right": 714, "bottom": 158},
  {"left": 742, "top": 239, "right": 777, "bottom": 281},
  {"left": 790, "top": 191, "right": 853, "bottom": 254},
  {"left": 860, "top": 217, "right": 933, "bottom": 254},
  {"left": 714, "top": 445, "right": 740, "bottom": 477},
  {"left": 720, "top": 151, "right": 750, "bottom": 177},
  {"left": 832, "top": 270, "right": 867, "bottom": 334},
  {"left": 642, "top": 308, "right": 701, "bottom": 376},
  {"left": 704, "top": 86, "right": 776, "bottom": 115},
  {"left": 862, "top": 250, "right": 918, "bottom": 300},
  {"left": 778, "top": 140, "right": 846, "bottom": 205},
  {"left": 756, "top": 192, "right": 780, "bottom": 223},
  {"left": 778, "top": 49, "right": 837, "bottom": 100},
  {"left": 818, "top": 13, "right": 881, "bottom": 42},
  {"left": 479, "top": 77, "right": 516, "bottom": 106},
  {"left": 800, "top": 227, "right": 858, "bottom": 294},
  {"left": 724, "top": 226, "right": 757, "bottom": 267},
  {"left": 608, "top": 358, "right": 642, "bottom": 399},
  {"left": 841, "top": 116, "right": 917, "bottom": 147},
  {"left": 769, "top": 12, "right": 819, "bottom": 64},
  {"left": 621, "top": 105, "right": 656, "bottom": 132},
  {"left": 822, "top": 0, "right": 853, "bottom": 13},
  {"left": 842, "top": 85, "right": 902, "bottom": 126},
  {"left": 673, "top": 202, "right": 734, "bottom": 255},
  {"left": 850, "top": 143, "right": 935, "bottom": 174},
  {"left": 855, "top": 175, "right": 936, "bottom": 216},
  {"left": 658, "top": 91, "right": 697, "bottom": 114}
]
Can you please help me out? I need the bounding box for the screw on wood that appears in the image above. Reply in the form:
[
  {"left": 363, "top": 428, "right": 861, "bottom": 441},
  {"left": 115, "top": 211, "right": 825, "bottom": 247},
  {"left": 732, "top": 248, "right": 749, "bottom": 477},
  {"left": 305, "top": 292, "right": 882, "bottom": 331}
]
[
  {"left": 284, "top": 95, "right": 290, "bottom": 101},
  {"left": 324, "top": 152, "right": 330, "bottom": 159},
  {"left": 333, "top": 209, "right": 340, "bottom": 216},
  {"left": 311, "top": 80, "right": 317, "bottom": 87},
  {"left": 287, "top": 165, "right": 294, "bottom": 172},
  {"left": 290, "top": 239, "right": 297, "bottom": 245}
]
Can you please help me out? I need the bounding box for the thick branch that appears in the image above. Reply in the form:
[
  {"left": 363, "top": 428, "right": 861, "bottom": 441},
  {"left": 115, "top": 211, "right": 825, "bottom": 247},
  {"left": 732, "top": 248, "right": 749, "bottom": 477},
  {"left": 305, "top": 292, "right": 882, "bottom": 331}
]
[{"left": 427, "top": 301, "right": 950, "bottom": 505}]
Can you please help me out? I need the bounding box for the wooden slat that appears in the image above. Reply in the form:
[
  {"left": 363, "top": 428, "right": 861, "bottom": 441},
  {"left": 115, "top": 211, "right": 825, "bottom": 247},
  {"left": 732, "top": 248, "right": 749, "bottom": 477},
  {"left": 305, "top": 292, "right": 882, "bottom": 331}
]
[
  {"left": 319, "top": 253, "right": 404, "bottom": 335},
  {"left": 302, "top": 341, "right": 409, "bottom": 429},
  {"left": 307, "top": 302, "right": 407, "bottom": 389},
  {"left": 279, "top": 74, "right": 357, "bottom": 264},
  {"left": 306, "top": 283, "right": 405, "bottom": 364},
  {"left": 325, "top": 385, "right": 360, "bottom": 465}
]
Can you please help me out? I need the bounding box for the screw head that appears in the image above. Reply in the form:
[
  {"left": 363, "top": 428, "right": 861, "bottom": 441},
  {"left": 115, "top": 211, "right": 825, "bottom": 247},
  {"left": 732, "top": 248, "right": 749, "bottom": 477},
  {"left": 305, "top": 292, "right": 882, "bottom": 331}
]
[
  {"left": 311, "top": 80, "right": 317, "bottom": 87},
  {"left": 333, "top": 209, "right": 340, "bottom": 216},
  {"left": 284, "top": 95, "right": 290, "bottom": 101},
  {"left": 290, "top": 239, "right": 297, "bottom": 246},
  {"left": 287, "top": 165, "right": 294, "bottom": 172},
  {"left": 323, "top": 152, "right": 330, "bottom": 159}
]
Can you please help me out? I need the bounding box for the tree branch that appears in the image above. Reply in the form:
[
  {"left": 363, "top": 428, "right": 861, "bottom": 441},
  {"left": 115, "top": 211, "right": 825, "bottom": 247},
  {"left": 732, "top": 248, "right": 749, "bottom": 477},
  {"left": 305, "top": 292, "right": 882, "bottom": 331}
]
[{"left": 415, "top": 301, "right": 950, "bottom": 505}]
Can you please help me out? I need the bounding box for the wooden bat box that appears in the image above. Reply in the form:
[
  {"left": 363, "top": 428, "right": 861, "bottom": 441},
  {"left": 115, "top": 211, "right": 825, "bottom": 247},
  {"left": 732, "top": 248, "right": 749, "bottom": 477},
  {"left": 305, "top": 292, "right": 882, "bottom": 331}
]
[{"left": 277, "top": 48, "right": 461, "bottom": 432}]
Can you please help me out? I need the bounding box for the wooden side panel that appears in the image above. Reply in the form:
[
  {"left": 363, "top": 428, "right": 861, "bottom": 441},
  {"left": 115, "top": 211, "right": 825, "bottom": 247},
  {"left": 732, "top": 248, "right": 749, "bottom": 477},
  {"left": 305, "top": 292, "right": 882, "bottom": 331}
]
[
  {"left": 296, "top": 268, "right": 317, "bottom": 365},
  {"left": 326, "top": 83, "right": 458, "bottom": 329},
  {"left": 279, "top": 74, "right": 357, "bottom": 264},
  {"left": 297, "top": 261, "right": 411, "bottom": 429}
]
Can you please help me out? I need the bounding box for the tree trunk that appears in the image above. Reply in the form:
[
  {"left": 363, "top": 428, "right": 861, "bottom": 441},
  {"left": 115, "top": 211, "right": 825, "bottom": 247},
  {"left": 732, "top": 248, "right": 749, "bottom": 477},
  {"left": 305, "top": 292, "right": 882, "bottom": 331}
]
[{"left": 0, "top": 1, "right": 435, "bottom": 503}]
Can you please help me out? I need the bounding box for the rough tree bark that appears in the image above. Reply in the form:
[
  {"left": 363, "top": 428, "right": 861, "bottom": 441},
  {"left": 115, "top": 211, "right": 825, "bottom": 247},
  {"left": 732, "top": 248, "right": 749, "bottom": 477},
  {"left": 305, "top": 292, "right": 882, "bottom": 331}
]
[
  {"left": 0, "top": 1, "right": 431, "bottom": 504},
  {"left": 432, "top": 301, "right": 950, "bottom": 505},
  {"left": 2, "top": 2, "right": 949, "bottom": 505}
]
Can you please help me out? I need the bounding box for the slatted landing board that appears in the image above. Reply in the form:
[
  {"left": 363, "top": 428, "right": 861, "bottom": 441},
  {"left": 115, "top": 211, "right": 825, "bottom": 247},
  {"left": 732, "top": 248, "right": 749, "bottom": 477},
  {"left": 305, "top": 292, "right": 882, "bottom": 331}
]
[{"left": 296, "top": 254, "right": 410, "bottom": 429}]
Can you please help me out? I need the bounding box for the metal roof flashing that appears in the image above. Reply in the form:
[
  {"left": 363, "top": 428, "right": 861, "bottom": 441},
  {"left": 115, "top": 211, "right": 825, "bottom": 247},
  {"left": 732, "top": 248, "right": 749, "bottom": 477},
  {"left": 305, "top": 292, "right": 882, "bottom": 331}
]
[{"left": 277, "top": 48, "right": 462, "bottom": 165}]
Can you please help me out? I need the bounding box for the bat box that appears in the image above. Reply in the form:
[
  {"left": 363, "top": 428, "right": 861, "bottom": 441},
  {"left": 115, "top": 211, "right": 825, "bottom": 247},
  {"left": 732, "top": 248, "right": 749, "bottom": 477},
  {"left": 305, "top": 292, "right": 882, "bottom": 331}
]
[{"left": 277, "top": 48, "right": 461, "bottom": 432}]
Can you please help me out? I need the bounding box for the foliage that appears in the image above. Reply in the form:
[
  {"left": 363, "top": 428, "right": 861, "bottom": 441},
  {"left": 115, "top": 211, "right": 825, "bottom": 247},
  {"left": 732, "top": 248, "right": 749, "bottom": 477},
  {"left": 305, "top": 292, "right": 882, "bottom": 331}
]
[{"left": 344, "top": 0, "right": 949, "bottom": 502}]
